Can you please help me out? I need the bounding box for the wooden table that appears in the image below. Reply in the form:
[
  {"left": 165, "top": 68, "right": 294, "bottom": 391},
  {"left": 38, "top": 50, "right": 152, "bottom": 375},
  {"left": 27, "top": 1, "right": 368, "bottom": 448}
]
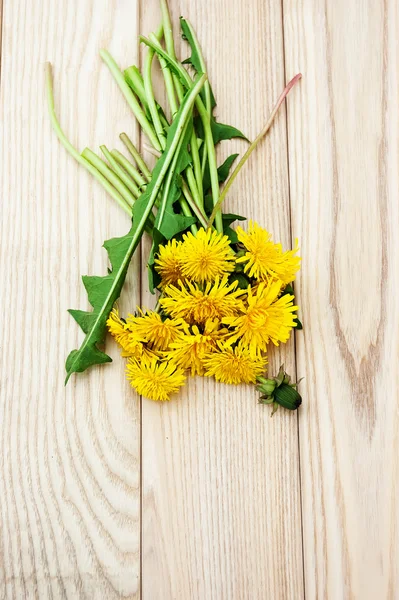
[{"left": 1, "top": 0, "right": 398, "bottom": 598}]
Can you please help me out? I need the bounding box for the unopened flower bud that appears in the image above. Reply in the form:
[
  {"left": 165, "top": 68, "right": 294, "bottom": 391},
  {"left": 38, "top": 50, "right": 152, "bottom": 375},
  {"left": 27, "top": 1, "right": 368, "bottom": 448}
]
[
  {"left": 273, "top": 383, "right": 302, "bottom": 410},
  {"left": 256, "top": 365, "right": 302, "bottom": 414},
  {"left": 256, "top": 377, "right": 277, "bottom": 396}
]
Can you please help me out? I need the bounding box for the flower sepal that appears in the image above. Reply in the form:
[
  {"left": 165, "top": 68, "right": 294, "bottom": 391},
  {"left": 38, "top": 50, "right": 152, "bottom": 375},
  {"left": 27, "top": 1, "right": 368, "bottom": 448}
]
[{"left": 256, "top": 365, "right": 302, "bottom": 415}]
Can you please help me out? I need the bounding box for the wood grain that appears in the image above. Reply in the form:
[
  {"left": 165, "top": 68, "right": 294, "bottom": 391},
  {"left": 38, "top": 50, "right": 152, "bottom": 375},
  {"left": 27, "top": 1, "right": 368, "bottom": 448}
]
[
  {"left": 0, "top": 1, "right": 141, "bottom": 597},
  {"left": 140, "top": 1, "right": 304, "bottom": 598},
  {"left": 4, "top": 0, "right": 397, "bottom": 598},
  {"left": 283, "top": 0, "right": 399, "bottom": 597}
]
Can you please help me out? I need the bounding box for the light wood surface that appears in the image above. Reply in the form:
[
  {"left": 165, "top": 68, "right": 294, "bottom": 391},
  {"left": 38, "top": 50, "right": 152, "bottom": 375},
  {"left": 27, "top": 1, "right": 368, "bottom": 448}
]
[
  {"left": 0, "top": 0, "right": 397, "bottom": 598},
  {"left": 283, "top": 0, "right": 399, "bottom": 598},
  {"left": 0, "top": 1, "right": 141, "bottom": 598}
]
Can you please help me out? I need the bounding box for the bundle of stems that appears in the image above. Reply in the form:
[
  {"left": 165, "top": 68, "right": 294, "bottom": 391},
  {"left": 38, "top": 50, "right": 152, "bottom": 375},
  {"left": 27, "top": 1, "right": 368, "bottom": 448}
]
[{"left": 45, "top": 0, "right": 301, "bottom": 383}]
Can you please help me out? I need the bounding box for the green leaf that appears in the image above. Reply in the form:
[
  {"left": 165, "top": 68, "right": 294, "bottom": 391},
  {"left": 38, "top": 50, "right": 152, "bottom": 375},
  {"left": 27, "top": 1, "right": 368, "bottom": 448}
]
[
  {"left": 180, "top": 17, "right": 214, "bottom": 114},
  {"left": 203, "top": 153, "right": 239, "bottom": 193},
  {"left": 222, "top": 212, "right": 246, "bottom": 227},
  {"left": 222, "top": 213, "right": 246, "bottom": 244},
  {"left": 147, "top": 227, "right": 166, "bottom": 293},
  {"left": 280, "top": 284, "right": 303, "bottom": 329},
  {"left": 194, "top": 113, "right": 247, "bottom": 145},
  {"left": 282, "top": 283, "right": 294, "bottom": 296},
  {"left": 65, "top": 225, "right": 136, "bottom": 382},
  {"left": 156, "top": 181, "right": 197, "bottom": 238},
  {"left": 210, "top": 120, "right": 248, "bottom": 144},
  {"left": 180, "top": 18, "right": 202, "bottom": 73},
  {"left": 204, "top": 193, "right": 213, "bottom": 215},
  {"left": 68, "top": 309, "right": 96, "bottom": 335},
  {"left": 228, "top": 272, "right": 250, "bottom": 290},
  {"left": 65, "top": 74, "right": 207, "bottom": 382},
  {"left": 218, "top": 154, "right": 239, "bottom": 182},
  {"left": 224, "top": 226, "right": 239, "bottom": 244}
]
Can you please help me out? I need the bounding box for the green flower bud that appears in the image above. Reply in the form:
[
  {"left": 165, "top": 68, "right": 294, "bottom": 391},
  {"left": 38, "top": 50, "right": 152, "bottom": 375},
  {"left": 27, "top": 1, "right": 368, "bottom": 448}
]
[
  {"left": 273, "top": 383, "right": 302, "bottom": 410},
  {"left": 256, "top": 377, "right": 277, "bottom": 396},
  {"left": 256, "top": 365, "right": 303, "bottom": 414}
]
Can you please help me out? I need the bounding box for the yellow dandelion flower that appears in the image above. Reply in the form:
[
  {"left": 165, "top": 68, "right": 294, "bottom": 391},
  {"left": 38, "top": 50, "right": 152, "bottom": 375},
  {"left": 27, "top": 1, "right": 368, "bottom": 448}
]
[
  {"left": 180, "top": 227, "right": 235, "bottom": 283},
  {"left": 160, "top": 276, "right": 245, "bottom": 324},
  {"left": 166, "top": 319, "right": 224, "bottom": 376},
  {"left": 236, "top": 221, "right": 301, "bottom": 284},
  {"left": 107, "top": 308, "right": 143, "bottom": 358},
  {"left": 121, "top": 346, "right": 159, "bottom": 361},
  {"left": 126, "top": 310, "right": 186, "bottom": 351},
  {"left": 223, "top": 281, "right": 298, "bottom": 356},
  {"left": 126, "top": 356, "right": 186, "bottom": 401},
  {"left": 203, "top": 343, "right": 267, "bottom": 384},
  {"left": 154, "top": 239, "right": 185, "bottom": 287}
]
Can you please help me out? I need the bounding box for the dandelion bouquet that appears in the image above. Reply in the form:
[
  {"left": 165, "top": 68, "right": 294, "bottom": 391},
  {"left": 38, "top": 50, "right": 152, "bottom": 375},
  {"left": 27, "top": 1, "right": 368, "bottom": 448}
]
[{"left": 46, "top": 0, "right": 303, "bottom": 413}]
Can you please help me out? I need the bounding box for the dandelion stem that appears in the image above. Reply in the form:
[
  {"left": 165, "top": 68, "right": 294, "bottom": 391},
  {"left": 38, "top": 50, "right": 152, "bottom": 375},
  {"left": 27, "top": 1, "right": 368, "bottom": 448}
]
[
  {"left": 111, "top": 150, "right": 147, "bottom": 189},
  {"left": 140, "top": 36, "right": 223, "bottom": 232},
  {"left": 99, "top": 49, "right": 162, "bottom": 152},
  {"left": 207, "top": 73, "right": 302, "bottom": 228},
  {"left": 190, "top": 129, "right": 203, "bottom": 205},
  {"left": 156, "top": 126, "right": 186, "bottom": 228},
  {"left": 100, "top": 145, "right": 140, "bottom": 198},
  {"left": 143, "top": 144, "right": 162, "bottom": 159},
  {"left": 143, "top": 45, "right": 167, "bottom": 150},
  {"left": 45, "top": 62, "right": 132, "bottom": 215},
  {"left": 155, "top": 48, "right": 179, "bottom": 117},
  {"left": 147, "top": 32, "right": 204, "bottom": 211},
  {"left": 159, "top": 0, "right": 185, "bottom": 102},
  {"left": 181, "top": 18, "right": 212, "bottom": 176},
  {"left": 120, "top": 133, "right": 152, "bottom": 181},
  {"left": 181, "top": 181, "right": 208, "bottom": 228},
  {"left": 82, "top": 148, "right": 137, "bottom": 208},
  {"left": 124, "top": 65, "right": 150, "bottom": 114},
  {"left": 180, "top": 200, "right": 198, "bottom": 235},
  {"left": 185, "top": 165, "right": 202, "bottom": 211}
]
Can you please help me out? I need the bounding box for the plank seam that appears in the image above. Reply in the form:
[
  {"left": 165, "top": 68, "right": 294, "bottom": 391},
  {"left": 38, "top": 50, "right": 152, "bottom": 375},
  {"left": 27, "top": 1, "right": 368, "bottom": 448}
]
[
  {"left": 280, "top": 0, "right": 306, "bottom": 597},
  {"left": 138, "top": 0, "right": 143, "bottom": 598},
  {"left": 0, "top": 0, "right": 3, "bottom": 86}
]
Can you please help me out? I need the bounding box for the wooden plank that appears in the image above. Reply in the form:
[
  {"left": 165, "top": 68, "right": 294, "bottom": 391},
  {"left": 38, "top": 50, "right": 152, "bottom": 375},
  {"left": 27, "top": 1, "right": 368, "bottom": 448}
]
[
  {"left": 283, "top": 0, "right": 399, "bottom": 597},
  {"left": 0, "top": 0, "right": 3, "bottom": 78},
  {"left": 0, "top": 1, "right": 141, "bottom": 597},
  {"left": 139, "top": 0, "right": 304, "bottom": 597}
]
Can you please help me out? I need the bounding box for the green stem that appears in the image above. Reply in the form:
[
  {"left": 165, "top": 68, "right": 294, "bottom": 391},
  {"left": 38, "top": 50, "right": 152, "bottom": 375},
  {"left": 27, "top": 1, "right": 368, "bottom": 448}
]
[
  {"left": 156, "top": 132, "right": 185, "bottom": 228},
  {"left": 181, "top": 181, "right": 208, "bottom": 228},
  {"left": 207, "top": 73, "right": 302, "bottom": 228},
  {"left": 156, "top": 51, "right": 179, "bottom": 117},
  {"left": 180, "top": 199, "right": 198, "bottom": 235},
  {"left": 140, "top": 37, "right": 222, "bottom": 232},
  {"left": 181, "top": 19, "right": 212, "bottom": 175},
  {"left": 111, "top": 150, "right": 147, "bottom": 189},
  {"left": 45, "top": 62, "right": 131, "bottom": 216},
  {"left": 143, "top": 47, "right": 167, "bottom": 149},
  {"left": 202, "top": 116, "right": 222, "bottom": 231},
  {"left": 159, "top": 0, "right": 185, "bottom": 102},
  {"left": 189, "top": 129, "right": 203, "bottom": 204},
  {"left": 148, "top": 32, "right": 203, "bottom": 204},
  {"left": 124, "top": 65, "right": 150, "bottom": 114},
  {"left": 154, "top": 291, "right": 164, "bottom": 313},
  {"left": 99, "top": 49, "right": 162, "bottom": 152},
  {"left": 185, "top": 165, "right": 202, "bottom": 209},
  {"left": 155, "top": 123, "right": 198, "bottom": 235},
  {"left": 136, "top": 73, "right": 207, "bottom": 223},
  {"left": 120, "top": 133, "right": 152, "bottom": 181},
  {"left": 100, "top": 145, "right": 140, "bottom": 197},
  {"left": 82, "top": 148, "right": 137, "bottom": 208}
]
